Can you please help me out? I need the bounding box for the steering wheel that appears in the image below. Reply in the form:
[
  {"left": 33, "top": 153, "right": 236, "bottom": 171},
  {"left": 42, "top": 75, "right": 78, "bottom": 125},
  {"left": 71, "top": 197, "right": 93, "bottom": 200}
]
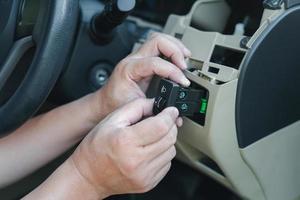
[{"left": 0, "top": 0, "right": 79, "bottom": 134}]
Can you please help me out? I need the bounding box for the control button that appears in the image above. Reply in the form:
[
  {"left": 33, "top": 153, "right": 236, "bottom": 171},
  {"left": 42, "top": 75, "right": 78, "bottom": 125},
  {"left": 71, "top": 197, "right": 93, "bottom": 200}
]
[
  {"left": 200, "top": 98, "right": 208, "bottom": 114},
  {"left": 158, "top": 79, "right": 178, "bottom": 97},
  {"left": 154, "top": 96, "right": 166, "bottom": 109},
  {"left": 178, "top": 91, "right": 187, "bottom": 100},
  {"left": 159, "top": 83, "right": 171, "bottom": 96},
  {"left": 161, "top": 85, "right": 167, "bottom": 94},
  {"left": 176, "top": 102, "right": 190, "bottom": 113},
  {"left": 153, "top": 78, "right": 208, "bottom": 119},
  {"left": 180, "top": 103, "right": 188, "bottom": 112},
  {"left": 175, "top": 102, "right": 200, "bottom": 116}
]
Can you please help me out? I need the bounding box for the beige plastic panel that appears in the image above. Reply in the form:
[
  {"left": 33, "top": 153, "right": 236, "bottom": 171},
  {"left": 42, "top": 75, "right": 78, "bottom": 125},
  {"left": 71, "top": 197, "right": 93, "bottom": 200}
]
[
  {"left": 178, "top": 72, "right": 265, "bottom": 199},
  {"left": 159, "top": 0, "right": 290, "bottom": 199},
  {"left": 164, "top": 0, "right": 230, "bottom": 35},
  {"left": 136, "top": 0, "right": 296, "bottom": 199},
  {"left": 161, "top": 0, "right": 266, "bottom": 199},
  {"left": 241, "top": 121, "right": 300, "bottom": 200},
  {"left": 182, "top": 27, "right": 245, "bottom": 83},
  {"left": 175, "top": 141, "right": 232, "bottom": 189}
]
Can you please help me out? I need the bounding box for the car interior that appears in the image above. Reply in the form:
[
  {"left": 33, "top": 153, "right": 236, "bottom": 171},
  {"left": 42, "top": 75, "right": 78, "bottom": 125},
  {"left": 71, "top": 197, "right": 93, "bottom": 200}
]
[{"left": 0, "top": 0, "right": 299, "bottom": 199}]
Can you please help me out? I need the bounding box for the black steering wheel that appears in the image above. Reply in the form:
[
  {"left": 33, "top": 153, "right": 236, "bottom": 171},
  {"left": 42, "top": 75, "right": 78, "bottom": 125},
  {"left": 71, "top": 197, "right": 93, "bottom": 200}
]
[{"left": 0, "top": 0, "right": 79, "bottom": 134}]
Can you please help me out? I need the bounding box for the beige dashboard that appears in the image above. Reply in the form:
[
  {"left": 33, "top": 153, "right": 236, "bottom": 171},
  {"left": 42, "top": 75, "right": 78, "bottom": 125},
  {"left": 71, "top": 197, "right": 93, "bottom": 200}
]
[{"left": 149, "top": 0, "right": 300, "bottom": 200}]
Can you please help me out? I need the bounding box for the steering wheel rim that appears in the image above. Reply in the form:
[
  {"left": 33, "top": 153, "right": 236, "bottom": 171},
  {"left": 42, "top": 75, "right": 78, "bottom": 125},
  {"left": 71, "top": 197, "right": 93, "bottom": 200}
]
[{"left": 0, "top": 0, "right": 79, "bottom": 134}]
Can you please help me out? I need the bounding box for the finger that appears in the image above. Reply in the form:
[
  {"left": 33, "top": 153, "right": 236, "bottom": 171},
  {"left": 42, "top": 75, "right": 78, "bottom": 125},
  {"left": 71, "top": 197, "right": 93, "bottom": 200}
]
[
  {"left": 152, "top": 162, "right": 172, "bottom": 187},
  {"left": 146, "top": 145, "right": 176, "bottom": 172},
  {"left": 164, "top": 34, "right": 192, "bottom": 57},
  {"left": 150, "top": 33, "right": 191, "bottom": 58},
  {"left": 129, "top": 57, "right": 190, "bottom": 87},
  {"left": 137, "top": 33, "right": 188, "bottom": 69},
  {"left": 130, "top": 107, "right": 179, "bottom": 146},
  {"left": 143, "top": 146, "right": 175, "bottom": 190},
  {"left": 111, "top": 98, "right": 154, "bottom": 127},
  {"left": 148, "top": 33, "right": 191, "bottom": 58},
  {"left": 137, "top": 162, "right": 172, "bottom": 194},
  {"left": 143, "top": 125, "right": 178, "bottom": 161},
  {"left": 176, "top": 117, "right": 183, "bottom": 127}
]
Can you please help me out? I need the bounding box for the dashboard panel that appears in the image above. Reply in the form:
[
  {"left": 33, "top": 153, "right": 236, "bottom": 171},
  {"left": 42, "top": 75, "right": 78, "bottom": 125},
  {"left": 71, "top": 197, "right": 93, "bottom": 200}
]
[{"left": 153, "top": 1, "right": 300, "bottom": 200}]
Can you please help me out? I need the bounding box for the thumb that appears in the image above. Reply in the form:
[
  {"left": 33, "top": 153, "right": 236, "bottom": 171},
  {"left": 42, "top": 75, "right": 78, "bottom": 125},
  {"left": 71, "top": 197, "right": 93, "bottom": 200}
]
[{"left": 111, "top": 98, "right": 154, "bottom": 127}]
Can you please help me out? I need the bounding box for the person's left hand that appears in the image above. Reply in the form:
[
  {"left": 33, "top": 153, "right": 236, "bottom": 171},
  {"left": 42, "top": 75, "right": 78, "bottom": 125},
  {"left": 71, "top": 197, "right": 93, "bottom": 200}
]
[{"left": 91, "top": 33, "right": 191, "bottom": 122}]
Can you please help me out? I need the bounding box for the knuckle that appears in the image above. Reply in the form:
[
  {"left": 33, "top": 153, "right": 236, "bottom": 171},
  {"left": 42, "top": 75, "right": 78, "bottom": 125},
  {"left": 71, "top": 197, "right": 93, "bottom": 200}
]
[
  {"left": 170, "top": 146, "right": 177, "bottom": 159},
  {"left": 122, "top": 157, "right": 140, "bottom": 174},
  {"left": 170, "top": 50, "right": 184, "bottom": 61},
  {"left": 110, "top": 130, "right": 132, "bottom": 152},
  {"left": 161, "top": 114, "right": 173, "bottom": 128},
  {"left": 152, "top": 34, "right": 166, "bottom": 43},
  {"left": 174, "top": 50, "right": 183, "bottom": 57},
  {"left": 168, "top": 130, "right": 178, "bottom": 145},
  {"left": 132, "top": 97, "right": 146, "bottom": 106},
  {"left": 130, "top": 174, "right": 149, "bottom": 191},
  {"left": 156, "top": 120, "right": 169, "bottom": 134},
  {"left": 149, "top": 57, "right": 161, "bottom": 68}
]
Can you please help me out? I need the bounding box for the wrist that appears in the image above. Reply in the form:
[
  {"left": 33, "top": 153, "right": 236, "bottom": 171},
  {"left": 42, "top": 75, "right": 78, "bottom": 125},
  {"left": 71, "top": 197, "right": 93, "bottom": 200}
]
[
  {"left": 23, "top": 158, "right": 105, "bottom": 200},
  {"left": 82, "top": 90, "right": 108, "bottom": 126},
  {"left": 65, "top": 158, "right": 108, "bottom": 199}
]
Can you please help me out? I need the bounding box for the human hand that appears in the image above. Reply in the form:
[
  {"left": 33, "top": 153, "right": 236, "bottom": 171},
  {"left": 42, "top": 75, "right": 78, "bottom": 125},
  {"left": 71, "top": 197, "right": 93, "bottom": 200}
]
[
  {"left": 70, "top": 98, "right": 180, "bottom": 198},
  {"left": 92, "top": 33, "right": 191, "bottom": 120}
]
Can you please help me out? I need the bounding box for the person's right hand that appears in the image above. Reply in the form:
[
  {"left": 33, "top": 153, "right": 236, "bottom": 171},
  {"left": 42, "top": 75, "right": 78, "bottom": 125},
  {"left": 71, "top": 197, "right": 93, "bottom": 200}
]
[
  {"left": 89, "top": 33, "right": 191, "bottom": 123},
  {"left": 69, "top": 98, "right": 180, "bottom": 199}
]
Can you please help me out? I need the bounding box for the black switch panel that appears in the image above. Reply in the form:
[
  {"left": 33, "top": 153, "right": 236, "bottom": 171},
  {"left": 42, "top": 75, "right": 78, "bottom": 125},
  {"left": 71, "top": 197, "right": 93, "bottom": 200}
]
[{"left": 153, "top": 79, "right": 209, "bottom": 126}]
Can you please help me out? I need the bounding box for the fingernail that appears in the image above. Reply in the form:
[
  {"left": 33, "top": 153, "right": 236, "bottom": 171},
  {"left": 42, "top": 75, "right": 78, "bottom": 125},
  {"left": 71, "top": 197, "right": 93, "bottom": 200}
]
[
  {"left": 182, "top": 78, "right": 191, "bottom": 86},
  {"left": 177, "top": 118, "right": 183, "bottom": 127}
]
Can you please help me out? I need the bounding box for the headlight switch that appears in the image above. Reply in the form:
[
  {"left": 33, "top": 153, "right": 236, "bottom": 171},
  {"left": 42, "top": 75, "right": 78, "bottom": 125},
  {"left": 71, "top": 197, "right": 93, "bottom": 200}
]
[{"left": 153, "top": 79, "right": 208, "bottom": 117}]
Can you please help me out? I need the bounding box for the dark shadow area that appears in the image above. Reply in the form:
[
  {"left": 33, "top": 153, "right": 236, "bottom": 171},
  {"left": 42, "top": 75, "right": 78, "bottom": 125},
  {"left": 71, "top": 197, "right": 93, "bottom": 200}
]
[{"left": 108, "top": 161, "right": 241, "bottom": 200}]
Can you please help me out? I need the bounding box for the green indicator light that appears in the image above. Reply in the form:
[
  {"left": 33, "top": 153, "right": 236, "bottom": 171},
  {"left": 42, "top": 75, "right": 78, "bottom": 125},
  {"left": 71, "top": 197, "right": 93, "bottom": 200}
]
[{"left": 200, "top": 98, "right": 208, "bottom": 114}]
